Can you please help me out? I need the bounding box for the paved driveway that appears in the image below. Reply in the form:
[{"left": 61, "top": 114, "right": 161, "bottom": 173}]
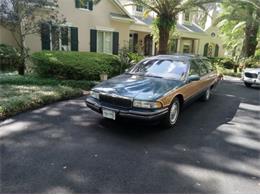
[{"left": 0, "top": 77, "right": 260, "bottom": 193}]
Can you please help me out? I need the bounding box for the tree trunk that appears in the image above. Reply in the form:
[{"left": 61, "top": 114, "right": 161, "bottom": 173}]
[
  {"left": 17, "top": 21, "right": 26, "bottom": 75},
  {"left": 18, "top": 56, "right": 25, "bottom": 75},
  {"left": 241, "top": 9, "right": 259, "bottom": 58},
  {"left": 158, "top": 27, "right": 170, "bottom": 54}
]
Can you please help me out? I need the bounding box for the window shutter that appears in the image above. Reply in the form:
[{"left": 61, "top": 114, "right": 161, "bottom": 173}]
[
  {"left": 88, "top": 0, "right": 93, "bottom": 10},
  {"left": 70, "top": 27, "right": 79, "bottom": 51},
  {"left": 112, "top": 32, "right": 119, "bottom": 55},
  {"left": 75, "top": 0, "right": 80, "bottom": 8},
  {"left": 41, "top": 23, "right": 50, "bottom": 50},
  {"left": 90, "top": 29, "right": 97, "bottom": 52}
]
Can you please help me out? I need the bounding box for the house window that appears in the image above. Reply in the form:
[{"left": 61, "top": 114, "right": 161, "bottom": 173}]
[
  {"left": 51, "top": 26, "right": 71, "bottom": 51},
  {"left": 183, "top": 45, "right": 191, "bottom": 53},
  {"left": 184, "top": 11, "right": 190, "bottom": 21},
  {"left": 136, "top": 5, "right": 144, "bottom": 12},
  {"left": 75, "top": 0, "right": 93, "bottom": 10},
  {"left": 41, "top": 24, "right": 77, "bottom": 51},
  {"left": 97, "top": 31, "right": 113, "bottom": 54}
]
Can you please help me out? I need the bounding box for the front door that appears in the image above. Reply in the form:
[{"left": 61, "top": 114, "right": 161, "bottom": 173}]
[{"left": 144, "top": 35, "right": 153, "bottom": 56}]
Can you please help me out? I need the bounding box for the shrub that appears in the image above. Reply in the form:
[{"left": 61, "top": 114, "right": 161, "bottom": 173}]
[
  {"left": 244, "top": 57, "right": 260, "bottom": 68},
  {"left": 31, "top": 51, "right": 121, "bottom": 80},
  {"left": 208, "top": 57, "right": 237, "bottom": 70},
  {"left": 128, "top": 52, "right": 144, "bottom": 64},
  {"left": 117, "top": 48, "right": 144, "bottom": 73},
  {"left": 0, "top": 44, "right": 20, "bottom": 72}
]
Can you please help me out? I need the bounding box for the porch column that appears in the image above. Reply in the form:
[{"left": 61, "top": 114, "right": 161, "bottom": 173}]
[
  {"left": 152, "top": 40, "right": 156, "bottom": 56},
  {"left": 177, "top": 38, "right": 181, "bottom": 53}
]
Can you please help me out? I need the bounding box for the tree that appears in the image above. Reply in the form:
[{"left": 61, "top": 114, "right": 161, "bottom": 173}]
[
  {"left": 0, "top": 0, "right": 65, "bottom": 75},
  {"left": 131, "top": 0, "right": 218, "bottom": 54},
  {"left": 216, "top": 0, "right": 260, "bottom": 58}
]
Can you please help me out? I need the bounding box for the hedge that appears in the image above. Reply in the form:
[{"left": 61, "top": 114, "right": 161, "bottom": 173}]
[
  {"left": 0, "top": 44, "right": 20, "bottom": 72},
  {"left": 31, "top": 51, "right": 122, "bottom": 80}
]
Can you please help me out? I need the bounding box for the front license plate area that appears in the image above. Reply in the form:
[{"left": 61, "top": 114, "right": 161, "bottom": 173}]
[{"left": 102, "top": 109, "right": 116, "bottom": 120}]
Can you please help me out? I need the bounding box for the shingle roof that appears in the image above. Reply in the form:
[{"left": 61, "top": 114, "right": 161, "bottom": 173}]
[
  {"left": 179, "top": 23, "right": 205, "bottom": 33},
  {"left": 133, "top": 15, "right": 205, "bottom": 34}
]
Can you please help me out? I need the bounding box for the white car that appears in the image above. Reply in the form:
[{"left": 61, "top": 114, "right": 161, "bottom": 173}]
[{"left": 242, "top": 68, "right": 260, "bottom": 87}]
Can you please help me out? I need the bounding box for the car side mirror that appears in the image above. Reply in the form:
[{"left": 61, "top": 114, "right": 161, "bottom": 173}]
[{"left": 188, "top": 75, "right": 200, "bottom": 83}]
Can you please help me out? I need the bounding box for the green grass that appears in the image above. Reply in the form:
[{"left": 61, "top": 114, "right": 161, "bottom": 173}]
[{"left": 0, "top": 73, "right": 95, "bottom": 120}]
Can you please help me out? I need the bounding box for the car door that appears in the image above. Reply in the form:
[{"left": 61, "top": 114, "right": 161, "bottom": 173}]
[
  {"left": 201, "top": 59, "right": 218, "bottom": 86},
  {"left": 182, "top": 59, "right": 203, "bottom": 100},
  {"left": 195, "top": 59, "right": 210, "bottom": 90}
]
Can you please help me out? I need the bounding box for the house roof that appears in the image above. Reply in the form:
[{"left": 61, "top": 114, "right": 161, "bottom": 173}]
[
  {"left": 110, "top": 12, "right": 134, "bottom": 22},
  {"left": 133, "top": 15, "right": 206, "bottom": 34},
  {"left": 111, "top": 0, "right": 133, "bottom": 19},
  {"left": 177, "top": 23, "right": 205, "bottom": 34},
  {"left": 134, "top": 16, "right": 154, "bottom": 26}
]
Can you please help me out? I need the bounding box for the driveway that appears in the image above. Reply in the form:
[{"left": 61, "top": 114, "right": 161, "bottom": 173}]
[{"left": 0, "top": 77, "right": 260, "bottom": 193}]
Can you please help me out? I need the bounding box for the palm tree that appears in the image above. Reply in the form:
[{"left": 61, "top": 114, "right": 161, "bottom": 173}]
[
  {"left": 132, "top": 0, "right": 218, "bottom": 54},
  {"left": 216, "top": 0, "right": 260, "bottom": 57}
]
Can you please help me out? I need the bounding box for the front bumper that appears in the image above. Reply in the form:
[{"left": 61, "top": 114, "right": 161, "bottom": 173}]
[
  {"left": 85, "top": 97, "right": 169, "bottom": 121},
  {"left": 242, "top": 75, "right": 260, "bottom": 85}
]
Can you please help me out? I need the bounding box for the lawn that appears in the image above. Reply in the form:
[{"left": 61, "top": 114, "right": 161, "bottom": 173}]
[{"left": 0, "top": 73, "right": 95, "bottom": 120}]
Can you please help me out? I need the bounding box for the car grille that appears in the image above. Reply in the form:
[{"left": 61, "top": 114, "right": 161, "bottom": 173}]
[
  {"left": 99, "top": 94, "right": 132, "bottom": 109},
  {"left": 245, "top": 72, "right": 257, "bottom": 78}
]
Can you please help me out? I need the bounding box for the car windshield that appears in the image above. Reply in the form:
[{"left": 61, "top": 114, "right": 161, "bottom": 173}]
[{"left": 129, "top": 59, "right": 188, "bottom": 80}]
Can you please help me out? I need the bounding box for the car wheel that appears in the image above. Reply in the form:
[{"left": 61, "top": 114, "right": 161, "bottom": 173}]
[
  {"left": 162, "top": 98, "right": 180, "bottom": 128},
  {"left": 201, "top": 88, "right": 211, "bottom": 102},
  {"left": 244, "top": 82, "right": 252, "bottom": 88}
]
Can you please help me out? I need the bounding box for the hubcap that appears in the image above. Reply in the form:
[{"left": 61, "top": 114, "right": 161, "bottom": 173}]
[{"left": 170, "top": 102, "right": 179, "bottom": 124}]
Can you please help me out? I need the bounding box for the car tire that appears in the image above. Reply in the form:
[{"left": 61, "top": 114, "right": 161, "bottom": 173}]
[
  {"left": 201, "top": 88, "right": 211, "bottom": 102},
  {"left": 244, "top": 82, "right": 252, "bottom": 88},
  {"left": 161, "top": 97, "right": 180, "bottom": 128}
]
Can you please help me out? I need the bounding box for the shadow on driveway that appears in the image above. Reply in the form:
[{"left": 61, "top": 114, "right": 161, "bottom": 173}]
[{"left": 0, "top": 79, "right": 260, "bottom": 193}]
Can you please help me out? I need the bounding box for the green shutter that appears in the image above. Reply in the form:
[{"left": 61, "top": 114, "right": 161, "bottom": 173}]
[
  {"left": 88, "top": 0, "right": 93, "bottom": 10},
  {"left": 41, "top": 23, "right": 50, "bottom": 50},
  {"left": 113, "top": 32, "right": 119, "bottom": 55},
  {"left": 70, "top": 27, "right": 78, "bottom": 51},
  {"left": 75, "top": 0, "right": 80, "bottom": 8},
  {"left": 90, "top": 29, "right": 97, "bottom": 52}
]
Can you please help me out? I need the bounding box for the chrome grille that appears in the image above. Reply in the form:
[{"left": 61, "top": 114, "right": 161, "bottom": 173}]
[{"left": 99, "top": 94, "right": 132, "bottom": 109}]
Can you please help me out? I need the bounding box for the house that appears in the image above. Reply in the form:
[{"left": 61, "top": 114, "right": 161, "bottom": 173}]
[
  {"left": 0, "top": 0, "right": 134, "bottom": 55},
  {"left": 121, "top": 0, "right": 225, "bottom": 57},
  {"left": 0, "top": 0, "right": 225, "bottom": 57}
]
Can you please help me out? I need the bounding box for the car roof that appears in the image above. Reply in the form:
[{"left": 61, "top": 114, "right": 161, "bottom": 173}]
[{"left": 146, "top": 54, "right": 208, "bottom": 61}]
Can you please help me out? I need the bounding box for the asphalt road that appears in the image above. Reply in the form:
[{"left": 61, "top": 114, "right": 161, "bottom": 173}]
[{"left": 0, "top": 77, "right": 260, "bottom": 193}]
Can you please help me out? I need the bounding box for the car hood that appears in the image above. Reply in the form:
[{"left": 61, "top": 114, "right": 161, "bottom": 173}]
[
  {"left": 244, "top": 68, "right": 260, "bottom": 73},
  {"left": 93, "top": 74, "right": 183, "bottom": 101}
]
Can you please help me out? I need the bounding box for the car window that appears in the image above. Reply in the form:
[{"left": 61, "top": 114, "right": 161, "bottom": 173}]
[
  {"left": 189, "top": 60, "right": 200, "bottom": 76},
  {"left": 202, "top": 59, "right": 214, "bottom": 72},
  {"left": 195, "top": 59, "right": 208, "bottom": 76},
  {"left": 129, "top": 59, "right": 189, "bottom": 81}
]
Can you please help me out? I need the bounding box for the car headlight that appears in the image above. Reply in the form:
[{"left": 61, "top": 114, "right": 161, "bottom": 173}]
[
  {"left": 90, "top": 90, "right": 100, "bottom": 100},
  {"left": 133, "top": 100, "right": 162, "bottom": 109}
]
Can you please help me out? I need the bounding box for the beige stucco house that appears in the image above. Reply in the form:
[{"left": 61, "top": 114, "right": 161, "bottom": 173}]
[{"left": 0, "top": 0, "right": 225, "bottom": 57}]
